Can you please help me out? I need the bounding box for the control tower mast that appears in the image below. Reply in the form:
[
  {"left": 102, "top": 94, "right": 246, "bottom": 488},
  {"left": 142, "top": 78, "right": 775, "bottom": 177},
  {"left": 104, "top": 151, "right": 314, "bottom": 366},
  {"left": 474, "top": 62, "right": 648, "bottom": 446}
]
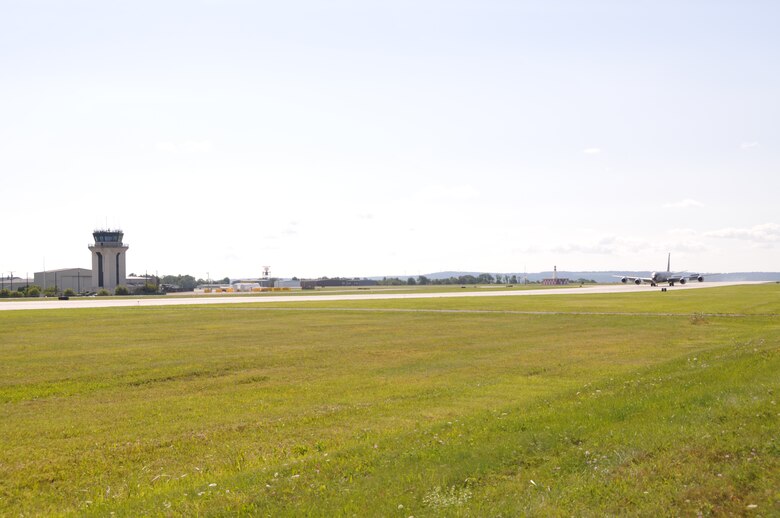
[{"left": 88, "top": 229, "right": 129, "bottom": 291}]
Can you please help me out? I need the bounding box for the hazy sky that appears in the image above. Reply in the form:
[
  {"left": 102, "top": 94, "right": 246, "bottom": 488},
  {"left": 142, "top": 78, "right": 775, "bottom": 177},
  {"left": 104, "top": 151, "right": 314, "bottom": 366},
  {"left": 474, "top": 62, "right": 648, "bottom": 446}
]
[{"left": 2, "top": 0, "right": 778, "bottom": 279}]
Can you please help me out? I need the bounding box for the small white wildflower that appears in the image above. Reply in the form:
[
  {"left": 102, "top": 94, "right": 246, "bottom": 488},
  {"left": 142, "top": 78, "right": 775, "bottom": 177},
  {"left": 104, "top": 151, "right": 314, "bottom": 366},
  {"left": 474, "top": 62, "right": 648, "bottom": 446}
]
[{"left": 209, "top": 483, "right": 217, "bottom": 487}]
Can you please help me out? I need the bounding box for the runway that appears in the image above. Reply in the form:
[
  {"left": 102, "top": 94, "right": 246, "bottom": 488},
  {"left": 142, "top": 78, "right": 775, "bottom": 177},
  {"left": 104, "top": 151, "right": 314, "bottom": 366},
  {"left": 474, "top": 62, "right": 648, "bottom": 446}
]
[{"left": 0, "top": 281, "right": 766, "bottom": 312}]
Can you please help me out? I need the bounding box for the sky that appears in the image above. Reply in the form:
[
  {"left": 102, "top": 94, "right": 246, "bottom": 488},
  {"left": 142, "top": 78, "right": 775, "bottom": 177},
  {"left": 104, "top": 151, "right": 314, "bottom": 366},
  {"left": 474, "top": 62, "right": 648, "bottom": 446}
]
[{"left": 2, "top": 0, "right": 779, "bottom": 279}]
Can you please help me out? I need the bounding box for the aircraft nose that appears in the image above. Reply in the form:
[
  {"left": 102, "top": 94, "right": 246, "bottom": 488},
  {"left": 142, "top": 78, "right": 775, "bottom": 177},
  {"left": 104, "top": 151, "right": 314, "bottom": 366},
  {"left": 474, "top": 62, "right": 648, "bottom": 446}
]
[{"left": 651, "top": 272, "right": 657, "bottom": 281}]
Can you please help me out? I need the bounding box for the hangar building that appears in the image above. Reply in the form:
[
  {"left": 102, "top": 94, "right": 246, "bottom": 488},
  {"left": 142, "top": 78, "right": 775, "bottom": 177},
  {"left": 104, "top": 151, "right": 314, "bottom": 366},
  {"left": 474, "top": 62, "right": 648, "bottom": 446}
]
[{"left": 34, "top": 268, "right": 92, "bottom": 293}]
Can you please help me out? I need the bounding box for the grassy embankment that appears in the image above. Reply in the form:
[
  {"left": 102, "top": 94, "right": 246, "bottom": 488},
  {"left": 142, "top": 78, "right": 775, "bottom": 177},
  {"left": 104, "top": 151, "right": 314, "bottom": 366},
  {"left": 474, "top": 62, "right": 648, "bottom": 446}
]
[{"left": 0, "top": 284, "right": 778, "bottom": 515}]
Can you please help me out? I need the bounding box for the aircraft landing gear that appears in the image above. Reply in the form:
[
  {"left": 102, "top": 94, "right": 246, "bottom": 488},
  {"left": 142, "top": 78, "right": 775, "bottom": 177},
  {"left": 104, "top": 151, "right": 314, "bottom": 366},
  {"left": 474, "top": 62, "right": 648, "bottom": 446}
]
[{"left": 661, "top": 287, "right": 667, "bottom": 292}]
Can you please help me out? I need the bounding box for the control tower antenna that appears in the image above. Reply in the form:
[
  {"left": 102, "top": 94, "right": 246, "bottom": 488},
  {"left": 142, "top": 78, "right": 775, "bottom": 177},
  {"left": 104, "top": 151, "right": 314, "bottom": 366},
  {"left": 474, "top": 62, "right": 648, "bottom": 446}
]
[{"left": 262, "top": 266, "right": 271, "bottom": 279}]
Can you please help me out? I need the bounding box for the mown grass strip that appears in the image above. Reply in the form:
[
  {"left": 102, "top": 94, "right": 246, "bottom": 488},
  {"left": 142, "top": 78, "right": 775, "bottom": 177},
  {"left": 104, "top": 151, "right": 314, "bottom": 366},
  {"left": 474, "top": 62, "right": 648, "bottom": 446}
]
[{"left": 0, "top": 285, "right": 777, "bottom": 515}]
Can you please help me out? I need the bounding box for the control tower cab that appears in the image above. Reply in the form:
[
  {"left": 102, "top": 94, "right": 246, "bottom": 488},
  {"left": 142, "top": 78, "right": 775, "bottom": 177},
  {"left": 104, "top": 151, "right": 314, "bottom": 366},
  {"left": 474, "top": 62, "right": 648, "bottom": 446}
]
[{"left": 88, "top": 229, "right": 129, "bottom": 291}]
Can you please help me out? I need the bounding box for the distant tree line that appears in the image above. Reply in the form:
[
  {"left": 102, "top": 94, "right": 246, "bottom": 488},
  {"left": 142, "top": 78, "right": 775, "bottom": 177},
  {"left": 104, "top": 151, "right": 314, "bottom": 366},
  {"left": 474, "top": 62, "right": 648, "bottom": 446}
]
[
  {"left": 378, "top": 275, "right": 598, "bottom": 286},
  {"left": 379, "top": 274, "right": 523, "bottom": 286},
  {"left": 159, "top": 274, "right": 229, "bottom": 291}
]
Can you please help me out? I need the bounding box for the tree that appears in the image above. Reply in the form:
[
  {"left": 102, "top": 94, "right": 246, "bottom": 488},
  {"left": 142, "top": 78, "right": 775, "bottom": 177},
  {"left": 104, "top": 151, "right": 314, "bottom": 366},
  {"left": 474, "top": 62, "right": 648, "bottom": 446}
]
[
  {"left": 115, "top": 285, "right": 129, "bottom": 296},
  {"left": 379, "top": 277, "right": 405, "bottom": 286},
  {"left": 477, "top": 273, "right": 495, "bottom": 284},
  {"left": 407, "top": 277, "right": 417, "bottom": 286},
  {"left": 97, "top": 289, "right": 110, "bottom": 296},
  {"left": 63, "top": 289, "right": 76, "bottom": 297},
  {"left": 417, "top": 275, "right": 430, "bottom": 285},
  {"left": 161, "top": 274, "right": 197, "bottom": 291},
  {"left": 26, "top": 287, "right": 41, "bottom": 297}
]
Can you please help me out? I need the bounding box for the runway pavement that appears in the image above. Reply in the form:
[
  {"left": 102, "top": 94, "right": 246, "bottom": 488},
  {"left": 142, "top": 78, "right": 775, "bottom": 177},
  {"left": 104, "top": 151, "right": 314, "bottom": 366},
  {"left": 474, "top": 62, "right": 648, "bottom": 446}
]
[{"left": 0, "top": 281, "right": 766, "bottom": 312}]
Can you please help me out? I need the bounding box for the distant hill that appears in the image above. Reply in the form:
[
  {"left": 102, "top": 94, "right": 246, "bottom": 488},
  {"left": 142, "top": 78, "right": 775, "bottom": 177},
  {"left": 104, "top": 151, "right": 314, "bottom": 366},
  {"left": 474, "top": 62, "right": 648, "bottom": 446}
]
[{"left": 397, "top": 271, "right": 780, "bottom": 283}]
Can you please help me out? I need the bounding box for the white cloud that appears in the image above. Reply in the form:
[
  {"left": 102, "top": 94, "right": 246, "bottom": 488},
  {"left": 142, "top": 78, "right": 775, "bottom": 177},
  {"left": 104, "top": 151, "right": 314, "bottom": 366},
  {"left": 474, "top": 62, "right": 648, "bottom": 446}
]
[
  {"left": 705, "top": 223, "right": 780, "bottom": 243},
  {"left": 549, "top": 236, "right": 649, "bottom": 255},
  {"left": 414, "top": 184, "right": 479, "bottom": 202},
  {"left": 155, "top": 140, "right": 214, "bottom": 153},
  {"left": 663, "top": 198, "right": 704, "bottom": 209},
  {"left": 740, "top": 142, "right": 759, "bottom": 150},
  {"left": 583, "top": 148, "right": 602, "bottom": 154}
]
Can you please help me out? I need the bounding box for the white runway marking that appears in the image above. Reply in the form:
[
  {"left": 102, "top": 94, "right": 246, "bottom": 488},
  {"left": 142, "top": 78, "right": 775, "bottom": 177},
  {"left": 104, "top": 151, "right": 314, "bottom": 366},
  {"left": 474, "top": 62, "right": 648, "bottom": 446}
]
[{"left": 0, "top": 282, "right": 766, "bottom": 312}]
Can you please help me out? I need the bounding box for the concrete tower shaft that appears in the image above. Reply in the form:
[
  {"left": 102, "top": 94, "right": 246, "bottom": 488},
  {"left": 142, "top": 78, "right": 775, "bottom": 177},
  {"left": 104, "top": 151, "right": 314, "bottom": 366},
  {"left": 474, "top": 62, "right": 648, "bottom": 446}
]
[{"left": 88, "top": 230, "right": 129, "bottom": 291}]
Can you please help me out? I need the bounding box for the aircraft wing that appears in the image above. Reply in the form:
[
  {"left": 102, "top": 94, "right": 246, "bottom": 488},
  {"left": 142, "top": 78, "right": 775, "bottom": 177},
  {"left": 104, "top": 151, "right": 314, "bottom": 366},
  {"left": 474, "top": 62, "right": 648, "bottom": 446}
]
[
  {"left": 669, "top": 272, "right": 706, "bottom": 284},
  {"left": 614, "top": 275, "right": 653, "bottom": 285}
]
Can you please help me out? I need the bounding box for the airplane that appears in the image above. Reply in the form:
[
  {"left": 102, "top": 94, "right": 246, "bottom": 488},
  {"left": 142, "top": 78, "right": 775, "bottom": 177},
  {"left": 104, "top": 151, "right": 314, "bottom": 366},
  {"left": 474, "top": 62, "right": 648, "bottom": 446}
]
[{"left": 618, "top": 253, "right": 705, "bottom": 287}]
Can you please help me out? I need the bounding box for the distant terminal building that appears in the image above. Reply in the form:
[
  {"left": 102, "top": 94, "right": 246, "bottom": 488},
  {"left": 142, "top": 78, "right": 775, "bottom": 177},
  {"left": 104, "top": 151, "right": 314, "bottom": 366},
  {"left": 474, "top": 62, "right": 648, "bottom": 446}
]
[
  {"left": 542, "top": 266, "right": 569, "bottom": 286},
  {"left": 301, "top": 278, "right": 378, "bottom": 289},
  {"left": 34, "top": 268, "right": 92, "bottom": 293},
  {"left": 88, "top": 229, "right": 128, "bottom": 292}
]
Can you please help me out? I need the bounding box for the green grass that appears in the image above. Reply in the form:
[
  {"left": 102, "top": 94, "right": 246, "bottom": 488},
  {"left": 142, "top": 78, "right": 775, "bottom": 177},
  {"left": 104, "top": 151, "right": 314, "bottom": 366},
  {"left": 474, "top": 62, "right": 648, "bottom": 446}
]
[{"left": 0, "top": 284, "right": 778, "bottom": 516}]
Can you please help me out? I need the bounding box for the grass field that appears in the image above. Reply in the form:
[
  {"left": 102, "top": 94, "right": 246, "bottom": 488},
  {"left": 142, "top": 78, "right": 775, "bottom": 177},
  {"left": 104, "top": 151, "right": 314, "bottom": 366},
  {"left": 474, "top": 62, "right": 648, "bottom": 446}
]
[{"left": 1, "top": 284, "right": 778, "bottom": 516}]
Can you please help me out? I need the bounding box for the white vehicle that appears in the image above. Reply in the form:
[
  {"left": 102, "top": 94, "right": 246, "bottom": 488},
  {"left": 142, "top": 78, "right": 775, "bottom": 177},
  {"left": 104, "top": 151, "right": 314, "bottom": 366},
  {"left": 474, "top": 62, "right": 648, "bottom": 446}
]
[{"left": 618, "top": 254, "right": 705, "bottom": 287}]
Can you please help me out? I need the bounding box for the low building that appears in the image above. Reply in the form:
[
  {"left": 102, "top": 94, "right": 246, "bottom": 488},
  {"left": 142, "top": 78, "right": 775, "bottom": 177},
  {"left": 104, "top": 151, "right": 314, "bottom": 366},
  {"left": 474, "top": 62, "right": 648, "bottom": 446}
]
[
  {"left": 126, "top": 276, "right": 156, "bottom": 289},
  {"left": 301, "top": 278, "right": 378, "bottom": 289},
  {"left": 0, "top": 276, "right": 33, "bottom": 291},
  {"left": 541, "top": 265, "right": 569, "bottom": 286},
  {"left": 233, "top": 282, "right": 262, "bottom": 292}
]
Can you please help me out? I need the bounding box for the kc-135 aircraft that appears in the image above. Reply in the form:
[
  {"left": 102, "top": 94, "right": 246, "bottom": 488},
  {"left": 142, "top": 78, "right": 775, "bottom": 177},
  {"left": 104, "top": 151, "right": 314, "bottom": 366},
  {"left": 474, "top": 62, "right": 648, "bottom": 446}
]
[{"left": 618, "top": 253, "right": 706, "bottom": 287}]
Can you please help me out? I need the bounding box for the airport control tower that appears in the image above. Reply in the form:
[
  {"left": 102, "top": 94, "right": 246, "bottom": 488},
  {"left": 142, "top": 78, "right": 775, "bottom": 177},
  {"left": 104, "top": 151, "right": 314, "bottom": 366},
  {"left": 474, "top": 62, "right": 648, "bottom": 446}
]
[{"left": 88, "top": 229, "right": 129, "bottom": 291}]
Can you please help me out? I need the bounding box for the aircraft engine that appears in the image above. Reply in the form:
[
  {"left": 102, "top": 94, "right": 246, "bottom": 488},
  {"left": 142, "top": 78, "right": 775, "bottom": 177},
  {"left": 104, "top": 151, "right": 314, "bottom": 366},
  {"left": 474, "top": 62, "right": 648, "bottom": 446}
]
[
  {"left": 634, "top": 279, "right": 642, "bottom": 285},
  {"left": 620, "top": 277, "right": 628, "bottom": 283},
  {"left": 697, "top": 276, "right": 704, "bottom": 282},
  {"left": 680, "top": 278, "right": 687, "bottom": 285}
]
